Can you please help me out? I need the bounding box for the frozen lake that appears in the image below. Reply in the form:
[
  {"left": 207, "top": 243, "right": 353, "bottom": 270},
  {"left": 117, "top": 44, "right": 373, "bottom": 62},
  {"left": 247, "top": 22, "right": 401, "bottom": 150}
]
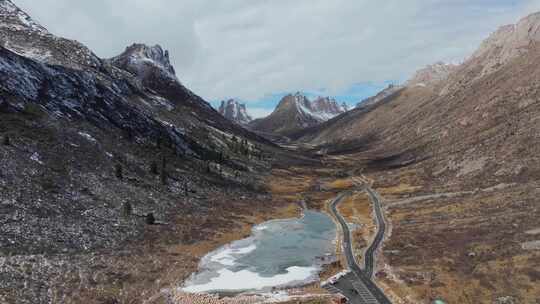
[{"left": 182, "top": 210, "right": 336, "bottom": 294}]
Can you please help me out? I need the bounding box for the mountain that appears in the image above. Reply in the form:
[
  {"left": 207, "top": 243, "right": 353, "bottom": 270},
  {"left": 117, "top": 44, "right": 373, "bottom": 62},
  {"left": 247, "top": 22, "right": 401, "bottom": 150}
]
[
  {"left": 0, "top": 1, "right": 287, "bottom": 303},
  {"left": 109, "top": 43, "right": 177, "bottom": 81},
  {"left": 356, "top": 84, "right": 404, "bottom": 109},
  {"left": 354, "top": 63, "right": 456, "bottom": 109},
  {"left": 0, "top": 0, "right": 100, "bottom": 69},
  {"left": 218, "top": 99, "right": 253, "bottom": 125},
  {"left": 4, "top": 1, "right": 540, "bottom": 302},
  {"left": 297, "top": 11, "right": 540, "bottom": 303},
  {"left": 249, "top": 93, "right": 348, "bottom": 138},
  {"left": 406, "top": 61, "right": 457, "bottom": 87}
]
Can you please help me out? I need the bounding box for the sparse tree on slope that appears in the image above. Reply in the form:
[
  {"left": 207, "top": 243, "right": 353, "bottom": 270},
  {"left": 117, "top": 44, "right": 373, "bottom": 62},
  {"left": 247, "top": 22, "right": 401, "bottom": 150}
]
[
  {"left": 115, "top": 164, "right": 123, "bottom": 180},
  {"left": 160, "top": 156, "right": 167, "bottom": 185},
  {"left": 2, "top": 134, "right": 9, "bottom": 146}
]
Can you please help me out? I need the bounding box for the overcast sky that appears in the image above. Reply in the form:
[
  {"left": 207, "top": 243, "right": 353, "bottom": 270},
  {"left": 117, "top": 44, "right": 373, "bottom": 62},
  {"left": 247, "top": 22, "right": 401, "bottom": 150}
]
[{"left": 14, "top": 0, "right": 540, "bottom": 117}]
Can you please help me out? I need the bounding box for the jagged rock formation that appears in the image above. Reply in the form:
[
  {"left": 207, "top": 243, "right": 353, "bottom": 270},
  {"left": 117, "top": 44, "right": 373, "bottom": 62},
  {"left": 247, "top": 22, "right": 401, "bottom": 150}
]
[
  {"left": 311, "top": 96, "right": 349, "bottom": 119},
  {"left": 249, "top": 93, "right": 347, "bottom": 137},
  {"left": 110, "top": 43, "right": 176, "bottom": 80},
  {"left": 218, "top": 99, "right": 253, "bottom": 125}
]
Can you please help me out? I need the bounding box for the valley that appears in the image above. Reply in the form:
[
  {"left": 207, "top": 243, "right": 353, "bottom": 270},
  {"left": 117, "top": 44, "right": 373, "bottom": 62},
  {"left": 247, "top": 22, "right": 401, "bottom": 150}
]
[{"left": 1, "top": 1, "right": 540, "bottom": 303}]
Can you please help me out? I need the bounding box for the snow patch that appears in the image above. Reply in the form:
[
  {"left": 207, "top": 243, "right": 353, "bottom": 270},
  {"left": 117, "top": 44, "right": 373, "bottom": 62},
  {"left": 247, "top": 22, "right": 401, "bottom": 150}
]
[
  {"left": 30, "top": 152, "right": 43, "bottom": 165},
  {"left": 209, "top": 243, "right": 257, "bottom": 267},
  {"left": 78, "top": 132, "right": 97, "bottom": 143},
  {"left": 182, "top": 266, "right": 318, "bottom": 293}
]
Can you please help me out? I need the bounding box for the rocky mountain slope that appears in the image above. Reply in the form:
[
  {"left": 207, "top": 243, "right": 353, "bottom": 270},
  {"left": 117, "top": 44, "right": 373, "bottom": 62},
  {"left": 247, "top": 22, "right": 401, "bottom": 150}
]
[
  {"left": 298, "top": 11, "right": 540, "bottom": 303},
  {"left": 0, "top": 1, "right": 289, "bottom": 303},
  {"left": 356, "top": 84, "right": 404, "bottom": 109},
  {"left": 406, "top": 61, "right": 457, "bottom": 87},
  {"left": 355, "top": 64, "right": 455, "bottom": 110},
  {"left": 249, "top": 93, "right": 348, "bottom": 138},
  {"left": 218, "top": 99, "right": 253, "bottom": 125}
]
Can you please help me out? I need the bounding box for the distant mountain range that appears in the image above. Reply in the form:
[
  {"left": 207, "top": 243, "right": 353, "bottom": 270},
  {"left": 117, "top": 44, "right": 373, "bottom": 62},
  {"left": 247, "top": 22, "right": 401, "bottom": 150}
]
[
  {"left": 247, "top": 93, "right": 348, "bottom": 138},
  {"left": 216, "top": 93, "right": 349, "bottom": 139}
]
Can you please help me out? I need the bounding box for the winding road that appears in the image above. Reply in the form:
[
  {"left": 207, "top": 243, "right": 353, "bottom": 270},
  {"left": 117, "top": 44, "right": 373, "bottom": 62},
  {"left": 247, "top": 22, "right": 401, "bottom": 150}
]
[
  {"left": 363, "top": 186, "right": 387, "bottom": 278},
  {"left": 323, "top": 180, "right": 392, "bottom": 304}
]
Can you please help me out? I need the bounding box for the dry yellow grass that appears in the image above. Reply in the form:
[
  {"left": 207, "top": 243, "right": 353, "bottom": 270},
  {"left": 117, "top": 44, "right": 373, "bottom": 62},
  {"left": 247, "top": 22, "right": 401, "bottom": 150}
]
[
  {"left": 327, "top": 178, "right": 354, "bottom": 190},
  {"left": 377, "top": 183, "right": 421, "bottom": 195}
]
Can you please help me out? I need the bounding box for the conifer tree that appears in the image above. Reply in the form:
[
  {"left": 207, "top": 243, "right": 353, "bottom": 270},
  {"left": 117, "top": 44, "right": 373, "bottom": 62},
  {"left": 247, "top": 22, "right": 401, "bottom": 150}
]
[
  {"left": 115, "top": 164, "right": 123, "bottom": 180},
  {"left": 160, "top": 156, "right": 167, "bottom": 185},
  {"left": 2, "top": 134, "right": 10, "bottom": 146}
]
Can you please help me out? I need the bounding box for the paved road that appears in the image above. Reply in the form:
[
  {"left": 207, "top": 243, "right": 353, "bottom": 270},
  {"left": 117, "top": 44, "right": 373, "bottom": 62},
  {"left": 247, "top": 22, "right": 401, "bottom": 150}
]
[
  {"left": 324, "top": 184, "right": 392, "bottom": 304},
  {"left": 362, "top": 186, "right": 387, "bottom": 278}
]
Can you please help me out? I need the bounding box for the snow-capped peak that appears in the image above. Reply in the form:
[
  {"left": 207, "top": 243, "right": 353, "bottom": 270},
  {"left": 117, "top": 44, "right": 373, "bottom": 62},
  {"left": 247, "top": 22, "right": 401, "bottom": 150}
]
[
  {"left": 306, "top": 96, "right": 348, "bottom": 121},
  {"left": 279, "top": 93, "right": 347, "bottom": 123},
  {"left": 110, "top": 43, "right": 177, "bottom": 80},
  {"left": 218, "top": 99, "right": 253, "bottom": 125}
]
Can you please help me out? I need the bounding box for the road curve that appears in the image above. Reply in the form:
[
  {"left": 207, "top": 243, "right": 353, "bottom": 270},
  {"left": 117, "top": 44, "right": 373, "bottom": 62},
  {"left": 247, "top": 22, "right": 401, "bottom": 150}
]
[
  {"left": 363, "top": 187, "right": 387, "bottom": 278},
  {"left": 328, "top": 186, "right": 392, "bottom": 304}
]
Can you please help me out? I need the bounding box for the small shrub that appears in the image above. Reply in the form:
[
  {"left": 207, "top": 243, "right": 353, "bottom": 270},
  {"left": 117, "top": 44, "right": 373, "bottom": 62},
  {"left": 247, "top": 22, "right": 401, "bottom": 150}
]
[
  {"left": 122, "top": 201, "right": 132, "bottom": 218},
  {"left": 115, "top": 164, "right": 123, "bottom": 180},
  {"left": 150, "top": 161, "right": 159, "bottom": 175},
  {"left": 145, "top": 213, "right": 156, "bottom": 225},
  {"left": 528, "top": 269, "right": 540, "bottom": 282},
  {"left": 22, "top": 103, "right": 46, "bottom": 117},
  {"left": 160, "top": 156, "right": 167, "bottom": 185}
]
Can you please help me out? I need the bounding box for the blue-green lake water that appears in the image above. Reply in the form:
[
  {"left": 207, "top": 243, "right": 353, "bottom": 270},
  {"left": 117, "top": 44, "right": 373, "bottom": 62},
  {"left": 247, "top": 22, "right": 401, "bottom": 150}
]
[{"left": 182, "top": 210, "right": 336, "bottom": 293}]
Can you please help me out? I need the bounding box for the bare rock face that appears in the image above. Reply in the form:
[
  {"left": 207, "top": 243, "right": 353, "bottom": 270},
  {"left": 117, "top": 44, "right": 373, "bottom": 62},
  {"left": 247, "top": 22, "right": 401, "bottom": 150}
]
[
  {"left": 437, "top": 12, "right": 540, "bottom": 97},
  {"left": 218, "top": 99, "right": 253, "bottom": 125},
  {"left": 407, "top": 62, "right": 457, "bottom": 87},
  {"left": 493, "top": 296, "right": 518, "bottom": 304},
  {"left": 109, "top": 43, "right": 177, "bottom": 81},
  {"left": 311, "top": 96, "right": 348, "bottom": 119},
  {"left": 470, "top": 12, "right": 540, "bottom": 77}
]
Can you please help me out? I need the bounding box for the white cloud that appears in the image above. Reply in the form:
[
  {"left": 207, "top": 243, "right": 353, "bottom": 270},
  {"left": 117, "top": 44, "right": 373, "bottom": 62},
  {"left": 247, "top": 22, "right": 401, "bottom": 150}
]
[{"left": 13, "top": 0, "right": 540, "bottom": 101}]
